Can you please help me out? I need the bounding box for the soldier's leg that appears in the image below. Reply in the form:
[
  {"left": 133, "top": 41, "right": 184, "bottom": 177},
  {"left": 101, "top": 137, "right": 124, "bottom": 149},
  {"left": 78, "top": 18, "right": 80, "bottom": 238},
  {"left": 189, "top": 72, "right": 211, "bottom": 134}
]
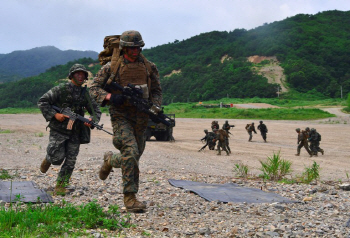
[
  {"left": 248, "top": 132, "right": 252, "bottom": 141},
  {"left": 310, "top": 142, "right": 317, "bottom": 156},
  {"left": 225, "top": 138, "right": 231, "bottom": 153},
  {"left": 112, "top": 120, "right": 140, "bottom": 194},
  {"left": 316, "top": 142, "right": 324, "bottom": 155},
  {"left": 262, "top": 132, "right": 267, "bottom": 142},
  {"left": 45, "top": 130, "right": 69, "bottom": 166},
  {"left": 217, "top": 141, "right": 222, "bottom": 155},
  {"left": 199, "top": 143, "right": 208, "bottom": 152},
  {"left": 222, "top": 140, "right": 229, "bottom": 155},
  {"left": 296, "top": 143, "right": 302, "bottom": 156},
  {"left": 303, "top": 142, "right": 312, "bottom": 156},
  {"left": 57, "top": 133, "right": 80, "bottom": 185}
]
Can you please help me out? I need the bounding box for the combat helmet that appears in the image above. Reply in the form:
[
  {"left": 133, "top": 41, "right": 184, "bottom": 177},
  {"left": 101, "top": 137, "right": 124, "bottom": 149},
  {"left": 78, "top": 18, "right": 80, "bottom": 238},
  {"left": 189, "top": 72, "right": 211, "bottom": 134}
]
[
  {"left": 68, "top": 64, "right": 88, "bottom": 79},
  {"left": 204, "top": 129, "right": 208, "bottom": 133},
  {"left": 311, "top": 128, "right": 316, "bottom": 132},
  {"left": 296, "top": 128, "right": 301, "bottom": 132},
  {"left": 119, "top": 30, "right": 145, "bottom": 49},
  {"left": 305, "top": 127, "right": 310, "bottom": 131}
]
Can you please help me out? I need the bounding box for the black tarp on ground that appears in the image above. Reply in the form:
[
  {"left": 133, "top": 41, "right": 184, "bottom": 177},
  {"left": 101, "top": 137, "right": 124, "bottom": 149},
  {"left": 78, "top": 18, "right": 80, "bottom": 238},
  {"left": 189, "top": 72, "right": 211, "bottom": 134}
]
[
  {"left": 168, "top": 179, "right": 296, "bottom": 203},
  {"left": 0, "top": 181, "right": 53, "bottom": 203}
]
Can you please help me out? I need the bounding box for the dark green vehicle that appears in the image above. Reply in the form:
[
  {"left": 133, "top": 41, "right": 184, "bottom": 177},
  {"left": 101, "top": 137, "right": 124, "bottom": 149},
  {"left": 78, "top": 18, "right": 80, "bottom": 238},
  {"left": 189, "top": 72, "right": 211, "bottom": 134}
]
[{"left": 145, "top": 114, "right": 175, "bottom": 141}]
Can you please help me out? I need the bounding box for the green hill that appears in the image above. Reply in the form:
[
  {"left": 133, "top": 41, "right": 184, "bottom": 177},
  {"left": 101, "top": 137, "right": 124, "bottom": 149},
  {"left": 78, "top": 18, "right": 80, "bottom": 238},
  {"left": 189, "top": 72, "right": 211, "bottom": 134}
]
[
  {"left": 0, "top": 10, "right": 350, "bottom": 108},
  {"left": 0, "top": 46, "right": 98, "bottom": 83},
  {"left": 142, "top": 10, "right": 350, "bottom": 103}
]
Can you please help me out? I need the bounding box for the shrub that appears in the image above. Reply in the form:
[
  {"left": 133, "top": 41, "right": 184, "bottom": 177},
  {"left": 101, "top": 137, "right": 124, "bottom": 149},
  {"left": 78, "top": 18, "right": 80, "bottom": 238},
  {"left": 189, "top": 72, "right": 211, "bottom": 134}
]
[
  {"left": 259, "top": 151, "right": 292, "bottom": 181},
  {"left": 233, "top": 163, "right": 249, "bottom": 178},
  {"left": 301, "top": 161, "right": 320, "bottom": 184}
]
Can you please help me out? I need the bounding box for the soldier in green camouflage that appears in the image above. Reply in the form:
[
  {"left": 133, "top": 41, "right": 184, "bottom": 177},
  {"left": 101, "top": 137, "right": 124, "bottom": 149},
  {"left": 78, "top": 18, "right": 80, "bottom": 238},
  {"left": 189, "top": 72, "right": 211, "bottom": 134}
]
[
  {"left": 222, "top": 120, "right": 234, "bottom": 153},
  {"left": 245, "top": 122, "right": 257, "bottom": 142},
  {"left": 308, "top": 128, "right": 324, "bottom": 156},
  {"left": 257, "top": 121, "right": 268, "bottom": 142},
  {"left": 38, "top": 64, "right": 101, "bottom": 195},
  {"left": 295, "top": 128, "right": 312, "bottom": 157},
  {"left": 89, "top": 30, "right": 162, "bottom": 212}
]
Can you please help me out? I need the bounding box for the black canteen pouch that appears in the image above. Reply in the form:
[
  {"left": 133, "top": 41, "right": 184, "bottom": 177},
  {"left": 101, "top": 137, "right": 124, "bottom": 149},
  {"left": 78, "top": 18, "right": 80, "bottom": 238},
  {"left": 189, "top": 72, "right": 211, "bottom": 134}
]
[{"left": 79, "top": 126, "right": 91, "bottom": 144}]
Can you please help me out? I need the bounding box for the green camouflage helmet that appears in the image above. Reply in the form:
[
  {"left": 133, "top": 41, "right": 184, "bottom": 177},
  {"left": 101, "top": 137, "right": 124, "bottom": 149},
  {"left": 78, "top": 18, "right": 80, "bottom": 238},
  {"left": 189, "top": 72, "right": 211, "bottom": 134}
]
[
  {"left": 311, "top": 128, "right": 316, "bottom": 132},
  {"left": 305, "top": 127, "right": 310, "bottom": 131},
  {"left": 119, "top": 30, "right": 145, "bottom": 49},
  {"left": 68, "top": 64, "right": 88, "bottom": 79},
  {"left": 296, "top": 128, "right": 300, "bottom": 132}
]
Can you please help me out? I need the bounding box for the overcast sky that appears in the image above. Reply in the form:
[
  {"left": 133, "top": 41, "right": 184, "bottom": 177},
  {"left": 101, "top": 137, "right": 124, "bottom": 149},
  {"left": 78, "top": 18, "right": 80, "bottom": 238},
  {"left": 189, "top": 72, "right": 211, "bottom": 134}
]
[{"left": 1, "top": 0, "right": 350, "bottom": 54}]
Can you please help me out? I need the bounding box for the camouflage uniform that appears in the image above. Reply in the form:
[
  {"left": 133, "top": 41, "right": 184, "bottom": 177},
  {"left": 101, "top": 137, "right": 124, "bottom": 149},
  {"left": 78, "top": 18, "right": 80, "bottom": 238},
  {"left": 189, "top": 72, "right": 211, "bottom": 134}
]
[
  {"left": 245, "top": 123, "right": 257, "bottom": 142},
  {"left": 257, "top": 121, "right": 268, "bottom": 142},
  {"left": 222, "top": 121, "right": 234, "bottom": 153},
  {"left": 308, "top": 129, "right": 324, "bottom": 156},
  {"left": 199, "top": 130, "right": 217, "bottom": 151},
  {"left": 89, "top": 56, "right": 161, "bottom": 194},
  {"left": 38, "top": 82, "right": 101, "bottom": 184},
  {"left": 215, "top": 129, "right": 229, "bottom": 155}
]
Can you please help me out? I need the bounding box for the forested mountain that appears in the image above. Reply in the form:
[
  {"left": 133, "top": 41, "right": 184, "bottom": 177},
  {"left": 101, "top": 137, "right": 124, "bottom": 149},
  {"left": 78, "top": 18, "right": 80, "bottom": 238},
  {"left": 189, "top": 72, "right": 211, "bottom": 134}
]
[
  {"left": 0, "top": 10, "right": 349, "bottom": 108},
  {"left": 0, "top": 58, "right": 100, "bottom": 108},
  {"left": 142, "top": 10, "right": 350, "bottom": 103},
  {"left": 0, "top": 46, "right": 98, "bottom": 83}
]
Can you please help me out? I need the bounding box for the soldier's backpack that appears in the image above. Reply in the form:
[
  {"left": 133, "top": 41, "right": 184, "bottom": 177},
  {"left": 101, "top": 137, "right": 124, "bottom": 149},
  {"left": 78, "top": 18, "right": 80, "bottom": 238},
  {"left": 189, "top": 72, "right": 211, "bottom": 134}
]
[
  {"left": 98, "top": 35, "right": 121, "bottom": 66},
  {"left": 317, "top": 132, "right": 321, "bottom": 141}
]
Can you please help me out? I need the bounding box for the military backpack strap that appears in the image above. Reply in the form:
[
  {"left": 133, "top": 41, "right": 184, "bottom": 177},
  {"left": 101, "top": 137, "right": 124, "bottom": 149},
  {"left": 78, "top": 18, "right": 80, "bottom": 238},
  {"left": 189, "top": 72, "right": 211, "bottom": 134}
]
[
  {"left": 105, "top": 48, "right": 122, "bottom": 86},
  {"left": 140, "top": 53, "right": 153, "bottom": 100}
]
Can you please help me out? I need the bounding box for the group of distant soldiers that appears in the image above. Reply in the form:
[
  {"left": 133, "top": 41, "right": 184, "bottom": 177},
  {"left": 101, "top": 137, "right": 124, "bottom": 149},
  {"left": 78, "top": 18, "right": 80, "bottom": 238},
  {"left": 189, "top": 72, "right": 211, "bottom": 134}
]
[
  {"left": 295, "top": 127, "right": 324, "bottom": 157},
  {"left": 198, "top": 120, "right": 268, "bottom": 155},
  {"left": 199, "top": 121, "right": 324, "bottom": 157}
]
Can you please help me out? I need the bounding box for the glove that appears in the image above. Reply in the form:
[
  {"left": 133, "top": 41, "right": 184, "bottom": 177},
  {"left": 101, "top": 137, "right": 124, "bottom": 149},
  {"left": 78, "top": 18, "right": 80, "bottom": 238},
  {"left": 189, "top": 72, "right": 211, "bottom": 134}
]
[{"left": 110, "top": 94, "right": 125, "bottom": 106}]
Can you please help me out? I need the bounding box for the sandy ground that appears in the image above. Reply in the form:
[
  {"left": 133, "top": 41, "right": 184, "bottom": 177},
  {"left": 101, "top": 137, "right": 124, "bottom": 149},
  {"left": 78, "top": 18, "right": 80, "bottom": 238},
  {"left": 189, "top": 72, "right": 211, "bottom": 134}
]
[{"left": 0, "top": 108, "right": 349, "bottom": 181}]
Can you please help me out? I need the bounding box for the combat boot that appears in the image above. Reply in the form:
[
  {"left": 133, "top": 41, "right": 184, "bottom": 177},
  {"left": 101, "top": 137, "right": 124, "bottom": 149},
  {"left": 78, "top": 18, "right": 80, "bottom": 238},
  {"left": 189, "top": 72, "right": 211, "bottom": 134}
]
[
  {"left": 124, "top": 192, "right": 146, "bottom": 212},
  {"left": 320, "top": 149, "right": 324, "bottom": 155},
  {"left": 295, "top": 154, "right": 300, "bottom": 156},
  {"left": 40, "top": 158, "right": 51, "bottom": 173},
  {"left": 99, "top": 151, "right": 113, "bottom": 180}
]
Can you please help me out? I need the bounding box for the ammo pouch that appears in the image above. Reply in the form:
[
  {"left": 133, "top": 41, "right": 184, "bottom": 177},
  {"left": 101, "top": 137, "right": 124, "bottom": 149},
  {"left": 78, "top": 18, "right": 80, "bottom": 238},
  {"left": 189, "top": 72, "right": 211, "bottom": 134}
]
[{"left": 79, "top": 126, "right": 91, "bottom": 144}]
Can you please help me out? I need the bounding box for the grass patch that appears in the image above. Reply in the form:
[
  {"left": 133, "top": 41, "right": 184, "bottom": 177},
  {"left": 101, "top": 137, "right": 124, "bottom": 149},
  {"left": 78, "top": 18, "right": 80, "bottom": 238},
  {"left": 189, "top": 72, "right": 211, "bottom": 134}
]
[
  {"left": 0, "top": 128, "right": 14, "bottom": 134},
  {"left": 300, "top": 161, "right": 320, "bottom": 184},
  {"left": 0, "top": 107, "right": 110, "bottom": 114},
  {"left": 233, "top": 163, "right": 249, "bottom": 178},
  {"left": 0, "top": 107, "right": 41, "bottom": 114},
  {"left": 35, "top": 132, "right": 44, "bottom": 137},
  {"left": 0, "top": 169, "right": 13, "bottom": 179},
  {"left": 259, "top": 151, "right": 292, "bottom": 181},
  {"left": 164, "top": 103, "right": 334, "bottom": 120},
  {"left": 0, "top": 200, "right": 132, "bottom": 237}
]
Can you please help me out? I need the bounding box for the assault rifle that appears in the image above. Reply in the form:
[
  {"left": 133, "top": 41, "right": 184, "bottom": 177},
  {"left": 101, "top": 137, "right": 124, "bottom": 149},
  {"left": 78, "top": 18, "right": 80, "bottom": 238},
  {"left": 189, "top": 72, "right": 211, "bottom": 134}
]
[
  {"left": 52, "top": 105, "right": 113, "bottom": 135},
  {"left": 105, "top": 82, "right": 174, "bottom": 127}
]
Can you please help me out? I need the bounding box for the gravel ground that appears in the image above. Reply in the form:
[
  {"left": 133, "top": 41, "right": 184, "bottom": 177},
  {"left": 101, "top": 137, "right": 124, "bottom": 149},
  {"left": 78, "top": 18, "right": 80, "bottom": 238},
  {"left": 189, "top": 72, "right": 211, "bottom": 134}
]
[{"left": 1, "top": 113, "right": 350, "bottom": 237}]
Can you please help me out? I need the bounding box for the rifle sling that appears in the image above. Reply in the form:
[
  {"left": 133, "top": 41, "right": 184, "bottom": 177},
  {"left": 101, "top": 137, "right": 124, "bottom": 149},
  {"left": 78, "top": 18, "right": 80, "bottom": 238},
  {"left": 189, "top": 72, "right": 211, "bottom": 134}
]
[{"left": 81, "top": 85, "right": 97, "bottom": 122}]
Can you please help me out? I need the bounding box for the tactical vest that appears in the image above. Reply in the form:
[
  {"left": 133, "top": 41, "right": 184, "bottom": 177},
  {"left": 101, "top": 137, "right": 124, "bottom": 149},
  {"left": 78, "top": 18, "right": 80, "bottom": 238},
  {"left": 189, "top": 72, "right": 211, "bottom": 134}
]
[
  {"left": 118, "top": 60, "right": 148, "bottom": 88},
  {"left": 48, "top": 83, "right": 87, "bottom": 135}
]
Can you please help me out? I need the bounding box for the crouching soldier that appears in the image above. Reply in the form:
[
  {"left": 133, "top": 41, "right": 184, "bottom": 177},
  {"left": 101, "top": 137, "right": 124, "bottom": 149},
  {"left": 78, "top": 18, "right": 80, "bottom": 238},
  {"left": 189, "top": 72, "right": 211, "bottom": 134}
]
[{"left": 38, "top": 64, "right": 101, "bottom": 195}]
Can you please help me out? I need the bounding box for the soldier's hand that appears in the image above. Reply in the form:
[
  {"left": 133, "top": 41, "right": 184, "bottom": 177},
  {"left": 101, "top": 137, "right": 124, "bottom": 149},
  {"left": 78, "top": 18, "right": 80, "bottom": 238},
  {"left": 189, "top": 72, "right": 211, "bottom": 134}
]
[
  {"left": 84, "top": 118, "right": 92, "bottom": 128},
  {"left": 55, "top": 113, "right": 69, "bottom": 122}
]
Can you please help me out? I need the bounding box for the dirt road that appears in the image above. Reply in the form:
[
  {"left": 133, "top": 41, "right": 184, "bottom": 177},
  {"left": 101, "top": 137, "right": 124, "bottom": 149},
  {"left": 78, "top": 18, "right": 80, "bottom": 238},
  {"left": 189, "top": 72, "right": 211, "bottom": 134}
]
[{"left": 1, "top": 112, "right": 349, "bottom": 181}]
